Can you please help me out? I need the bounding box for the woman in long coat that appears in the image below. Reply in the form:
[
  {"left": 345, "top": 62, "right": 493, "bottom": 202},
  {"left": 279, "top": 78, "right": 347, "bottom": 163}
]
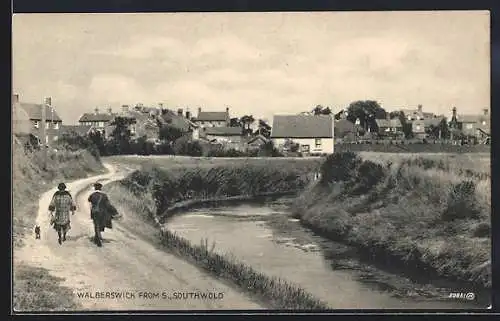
[{"left": 48, "top": 183, "right": 77, "bottom": 245}]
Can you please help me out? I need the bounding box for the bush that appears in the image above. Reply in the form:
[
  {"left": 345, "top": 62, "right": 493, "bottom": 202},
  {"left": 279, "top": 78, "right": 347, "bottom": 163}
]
[
  {"left": 472, "top": 222, "right": 490, "bottom": 238},
  {"left": 174, "top": 140, "right": 203, "bottom": 156},
  {"left": 442, "top": 180, "right": 480, "bottom": 221},
  {"left": 320, "top": 151, "right": 362, "bottom": 184}
]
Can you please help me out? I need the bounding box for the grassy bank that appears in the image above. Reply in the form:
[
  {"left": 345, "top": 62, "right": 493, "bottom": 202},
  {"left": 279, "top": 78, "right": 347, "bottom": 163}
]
[
  {"left": 13, "top": 136, "right": 105, "bottom": 311},
  {"left": 115, "top": 157, "right": 321, "bottom": 221},
  {"left": 293, "top": 152, "right": 491, "bottom": 289},
  {"left": 106, "top": 182, "right": 329, "bottom": 310}
]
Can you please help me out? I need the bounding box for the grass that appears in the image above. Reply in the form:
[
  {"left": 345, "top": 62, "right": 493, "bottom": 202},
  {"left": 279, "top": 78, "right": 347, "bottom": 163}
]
[
  {"left": 13, "top": 265, "right": 80, "bottom": 311},
  {"left": 12, "top": 136, "right": 104, "bottom": 312},
  {"left": 113, "top": 156, "right": 321, "bottom": 220},
  {"left": 106, "top": 183, "right": 329, "bottom": 310},
  {"left": 293, "top": 151, "right": 491, "bottom": 289}
]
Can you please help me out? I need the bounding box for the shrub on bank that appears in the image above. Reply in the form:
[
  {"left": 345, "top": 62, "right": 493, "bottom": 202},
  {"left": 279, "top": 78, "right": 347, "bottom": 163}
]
[{"left": 293, "top": 151, "right": 491, "bottom": 288}]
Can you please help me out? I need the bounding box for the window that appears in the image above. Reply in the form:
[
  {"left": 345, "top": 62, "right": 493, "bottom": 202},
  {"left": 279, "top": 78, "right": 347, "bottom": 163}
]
[
  {"left": 466, "top": 123, "right": 473, "bottom": 129},
  {"left": 45, "top": 135, "right": 49, "bottom": 144},
  {"left": 53, "top": 136, "right": 58, "bottom": 141},
  {"left": 45, "top": 122, "right": 50, "bottom": 129},
  {"left": 34, "top": 121, "right": 39, "bottom": 129},
  {"left": 301, "top": 145, "right": 310, "bottom": 153},
  {"left": 53, "top": 122, "right": 59, "bottom": 129},
  {"left": 315, "top": 138, "right": 322, "bottom": 148},
  {"left": 416, "top": 125, "right": 421, "bottom": 131},
  {"left": 99, "top": 121, "right": 105, "bottom": 128}
]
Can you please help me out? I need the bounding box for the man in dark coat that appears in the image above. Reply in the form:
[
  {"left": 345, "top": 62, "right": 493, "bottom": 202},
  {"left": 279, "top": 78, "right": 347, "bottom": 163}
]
[{"left": 87, "top": 182, "right": 118, "bottom": 247}]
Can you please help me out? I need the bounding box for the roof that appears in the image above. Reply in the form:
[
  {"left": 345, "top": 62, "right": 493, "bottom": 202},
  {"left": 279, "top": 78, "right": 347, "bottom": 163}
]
[
  {"left": 60, "top": 125, "right": 93, "bottom": 136},
  {"left": 271, "top": 115, "right": 333, "bottom": 138},
  {"left": 160, "top": 110, "right": 197, "bottom": 132},
  {"left": 196, "top": 111, "right": 228, "bottom": 122},
  {"left": 203, "top": 126, "right": 242, "bottom": 136},
  {"left": 423, "top": 116, "right": 445, "bottom": 127},
  {"left": 19, "top": 103, "right": 62, "bottom": 121},
  {"left": 247, "top": 134, "right": 268, "bottom": 144},
  {"left": 79, "top": 112, "right": 115, "bottom": 122},
  {"left": 375, "top": 118, "right": 402, "bottom": 128}
]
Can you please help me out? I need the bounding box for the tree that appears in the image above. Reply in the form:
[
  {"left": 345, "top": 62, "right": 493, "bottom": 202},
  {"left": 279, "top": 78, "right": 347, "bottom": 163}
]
[
  {"left": 159, "top": 124, "right": 184, "bottom": 143},
  {"left": 312, "top": 105, "right": 332, "bottom": 115},
  {"left": 230, "top": 117, "right": 242, "bottom": 127},
  {"left": 426, "top": 118, "right": 450, "bottom": 140},
  {"left": 108, "top": 116, "right": 136, "bottom": 155},
  {"left": 240, "top": 115, "right": 255, "bottom": 136},
  {"left": 255, "top": 119, "right": 272, "bottom": 138},
  {"left": 346, "top": 100, "right": 387, "bottom": 132},
  {"left": 389, "top": 111, "right": 413, "bottom": 139}
]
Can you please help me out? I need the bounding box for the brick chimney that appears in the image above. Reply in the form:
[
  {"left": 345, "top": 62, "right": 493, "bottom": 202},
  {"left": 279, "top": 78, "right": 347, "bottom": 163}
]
[
  {"left": 107, "top": 107, "right": 113, "bottom": 114},
  {"left": 94, "top": 107, "right": 99, "bottom": 115},
  {"left": 177, "top": 108, "right": 183, "bottom": 116},
  {"left": 12, "top": 93, "right": 19, "bottom": 104},
  {"left": 44, "top": 97, "right": 52, "bottom": 106},
  {"left": 186, "top": 110, "right": 191, "bottom": 120},
  {"left": 121, "top": 104, "right": 129, "bottom": 113},
  {"left": 452, "top": 106, "right": 457, "bottom": 118},
  {"left": 158, "top": 103, "right": 164, "bottom": 109},
  {"left": 417, "top": 104, "right": 422, "bottom": 112},
  {"left": 483, "top": 108, "right": 489, "bottom": 116},
  {"left": 198, "top": 107, "right": 202, "bottom": 115},
  {"left": 226, "top": 107, "right": 229, "bottom": 113}
]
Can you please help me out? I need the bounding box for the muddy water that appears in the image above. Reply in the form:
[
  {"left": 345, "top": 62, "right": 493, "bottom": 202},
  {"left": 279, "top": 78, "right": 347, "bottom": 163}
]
[{"left": 165, "top": 198, "right": 490, "bottom": 310}]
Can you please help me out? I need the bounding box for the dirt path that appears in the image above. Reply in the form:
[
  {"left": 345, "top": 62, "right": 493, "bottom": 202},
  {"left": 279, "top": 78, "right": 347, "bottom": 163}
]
[{"left": 14, "top": 163, "right": 262, "bottom": 311}]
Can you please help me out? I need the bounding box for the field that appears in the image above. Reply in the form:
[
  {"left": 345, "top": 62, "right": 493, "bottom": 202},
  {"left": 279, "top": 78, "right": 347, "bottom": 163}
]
[{"left": 106, "top": 155, "right": 323, "bottom": 171}]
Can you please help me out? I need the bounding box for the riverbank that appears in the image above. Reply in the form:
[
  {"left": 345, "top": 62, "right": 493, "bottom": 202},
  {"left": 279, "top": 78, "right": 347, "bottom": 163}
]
[
  {"left": 13, "top": 137, "right": 105, "bottom": 311},
  {"left": 292, "top": 152, "right": 491, "bottom": 290},
  {"left": 105, "top": 160, "right": 329, "bottom": 309},
  {"left": 106, "top": 181, "right": 328, "bottom": 309}
]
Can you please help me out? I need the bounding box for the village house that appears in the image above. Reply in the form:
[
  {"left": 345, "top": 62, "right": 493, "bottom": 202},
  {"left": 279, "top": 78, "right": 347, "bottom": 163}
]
[
  {"left": 411, "top": 116, "right": 447, "bottom": 140},
  {"left": 194, "top": 107, "right": 230, "bottom": 128},
  {"left": 14, "top": 95, "right": 63, "bottom": 146},
  {"left": 334, "top": 112, "right": 363, "bottom": 142},
  {"left": 245, "top": 134, "right": 268, "bottom": 151},
  {"left": 375, "top": 117, "right": 404, "bottom": 139},
  {"left": 12, "top": 93, "right": 31, "bottom": 135},
  {"left": 270, "top": 114, "right": 334, "bottom": 154},
  {"left": 78, "top": 107, "right": 116, "bottom": 138},
  {"left": 400, "top": 104, "right": 435, "bottom": 121},
  {"left": 201, "top": 126, "right": 243, "bottom": 144},
  {"left": 449, "top": 107, "right": 490, "bottom": 142},
  {"left": 160, "top": 108, "right": 199, "bottom": 140}
]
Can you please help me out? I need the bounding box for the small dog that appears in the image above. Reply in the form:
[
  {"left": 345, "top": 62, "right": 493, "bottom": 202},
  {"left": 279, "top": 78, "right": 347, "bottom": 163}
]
[{"left": 34, "top": 225, "right": 41, "bottom": 239}]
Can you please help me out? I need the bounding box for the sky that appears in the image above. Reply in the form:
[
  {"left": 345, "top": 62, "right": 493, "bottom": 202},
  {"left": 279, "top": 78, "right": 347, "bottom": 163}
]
[{"left": 12, "top": 11, "right": 490, "bottom": 125}]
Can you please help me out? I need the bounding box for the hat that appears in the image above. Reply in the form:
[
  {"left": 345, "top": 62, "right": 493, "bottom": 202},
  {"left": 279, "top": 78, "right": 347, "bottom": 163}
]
[
  {"left": 93, "top": 182, "right": 103, "bottom": 190},
  {"left": 57, "top": 183, "right": 67, "bottom": 190}
]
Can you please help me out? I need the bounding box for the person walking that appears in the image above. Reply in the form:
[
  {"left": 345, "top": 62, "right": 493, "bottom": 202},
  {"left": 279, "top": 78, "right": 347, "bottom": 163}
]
[
  {"left": 48, "top": 183, "right": 77, "bottom": 245},
  {"left": 87, "top": 182, "right": 118, "bottom": 247}
]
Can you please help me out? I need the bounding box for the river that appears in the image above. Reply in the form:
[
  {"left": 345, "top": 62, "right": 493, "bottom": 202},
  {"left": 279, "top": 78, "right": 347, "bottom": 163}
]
[{"left": 164, "top": 197, "right": 490, "bottom": 309}]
